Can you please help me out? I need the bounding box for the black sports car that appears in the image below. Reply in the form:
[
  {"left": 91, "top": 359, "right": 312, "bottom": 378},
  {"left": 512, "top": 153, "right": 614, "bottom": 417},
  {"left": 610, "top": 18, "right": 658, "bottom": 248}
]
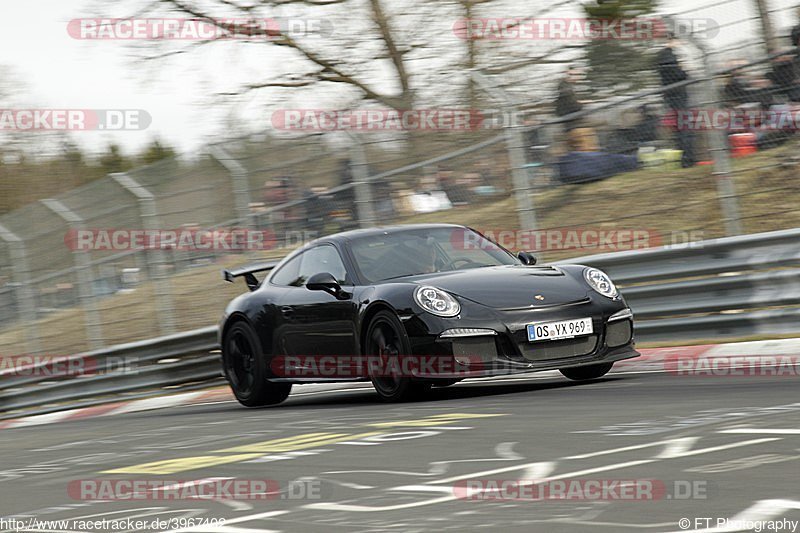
[{"left": 220, "top": 224, "right": 638, "bottom": 406}]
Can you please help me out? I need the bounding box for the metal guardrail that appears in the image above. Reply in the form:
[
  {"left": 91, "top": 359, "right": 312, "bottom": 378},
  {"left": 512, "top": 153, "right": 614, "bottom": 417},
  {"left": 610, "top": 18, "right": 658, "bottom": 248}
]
[
  {"left": 1, "top": 228, "right": 799, "bottom": 417},
  {"left": 0, "top": 327, "right": 220, "bottom": 415},
  {"left": 567, "top": 228, "right": 800, "bottom": 344}
]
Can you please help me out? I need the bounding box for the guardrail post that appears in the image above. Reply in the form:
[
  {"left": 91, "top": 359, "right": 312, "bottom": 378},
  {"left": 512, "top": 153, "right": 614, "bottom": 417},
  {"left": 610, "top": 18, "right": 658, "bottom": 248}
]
[
  {"left": 705, "top": 74, "right": 742, "bottom": 236},
  {"left": 693, "top": 36, "right": 743, "bottom": 236},
  {"left": 471, "top": 71, "right": 539, "bottom": 235},
  {"left": 111, "top": 173, "right": 177, "bottom": 336},
  {"left": 0, "top": 224, "right": 41, "bottom": 354},
  {"left": 210, "top": 145, "right": 253, "bottom": 230},
  {"left": 40, "top": 199, "right": 104, "bottom": 350},
  {"left": 505, "top": 120, "right": 539, "bottom": 230},
  {"left": 347, "top": 133, "right": 376, "bottom": 228}
]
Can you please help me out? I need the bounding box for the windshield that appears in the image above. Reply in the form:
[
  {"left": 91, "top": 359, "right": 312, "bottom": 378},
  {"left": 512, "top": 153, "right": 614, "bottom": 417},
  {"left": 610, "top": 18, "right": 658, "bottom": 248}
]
[{"left": 348, "top": 227, "right": 518, "bottom": 283}]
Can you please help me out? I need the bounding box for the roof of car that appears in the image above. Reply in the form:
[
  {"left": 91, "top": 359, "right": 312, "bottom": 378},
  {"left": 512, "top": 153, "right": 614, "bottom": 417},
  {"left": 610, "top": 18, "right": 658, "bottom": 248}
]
[{"left": 312, "top": 223, "right": 467, "bottom": 245}]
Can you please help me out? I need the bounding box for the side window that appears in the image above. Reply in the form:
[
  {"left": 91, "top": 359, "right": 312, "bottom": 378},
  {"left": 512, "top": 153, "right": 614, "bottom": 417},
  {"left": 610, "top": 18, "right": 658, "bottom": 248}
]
[
  {"left": 297, "top": 245, "right": 348, "bottom": 286},
  {"left": 270, "top": 253, "right": 304, "bottom": 287},
  {"left": 270, "top": 246, "right": 348, "bottom": 287}
]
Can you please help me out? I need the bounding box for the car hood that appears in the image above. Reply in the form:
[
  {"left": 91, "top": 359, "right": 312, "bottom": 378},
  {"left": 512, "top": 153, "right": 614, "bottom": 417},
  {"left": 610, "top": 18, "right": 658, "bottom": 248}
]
[{"left": 407, "top": 265, "right": 590, "bottom": 310}]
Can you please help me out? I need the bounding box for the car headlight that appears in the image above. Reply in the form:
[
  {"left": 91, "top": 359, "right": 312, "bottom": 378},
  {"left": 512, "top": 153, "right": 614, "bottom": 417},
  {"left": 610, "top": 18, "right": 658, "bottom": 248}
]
[
  {"left": 584, "top": 268, "right": 619, "bottom": 299},
  {"left": 414, "top": 286, "right": 461, "bottom": 317}
]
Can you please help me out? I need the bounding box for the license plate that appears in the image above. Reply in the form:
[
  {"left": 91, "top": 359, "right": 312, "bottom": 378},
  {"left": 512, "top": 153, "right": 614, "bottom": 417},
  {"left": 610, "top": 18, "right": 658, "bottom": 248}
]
[{"left": 527, "top": 318, "right": 593, "bottom": 342}]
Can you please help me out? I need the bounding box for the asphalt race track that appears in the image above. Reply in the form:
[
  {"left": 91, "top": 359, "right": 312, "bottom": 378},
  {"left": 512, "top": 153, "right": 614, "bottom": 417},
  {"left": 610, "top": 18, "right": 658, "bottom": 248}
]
[{"left": 1, "top": 369, "right": 799, "bottom": 533}]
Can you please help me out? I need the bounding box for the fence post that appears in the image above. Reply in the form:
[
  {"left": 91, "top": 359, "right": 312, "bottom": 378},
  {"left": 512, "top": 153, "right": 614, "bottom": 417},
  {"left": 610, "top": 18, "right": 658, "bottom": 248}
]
[
  {"left": 210, "top": 145, "right": 253, "bottom": 229},
  {"left": 40, "top": 199, "right": 104, "bottom": 350},
  {"left": 471, "top": 71, "right": 539, "bottom": 234},
  {"left": 699, "top": 52, "right": 743, "bottom": 236},
  {"left": 347, "top": 133, "right": 376, "bottom": 228},
  {"left": 111, "top": 173, "right": 177, "bottom": 336},
  {"left": 0, "top": 224, "right": 41, "bottom": 354}
]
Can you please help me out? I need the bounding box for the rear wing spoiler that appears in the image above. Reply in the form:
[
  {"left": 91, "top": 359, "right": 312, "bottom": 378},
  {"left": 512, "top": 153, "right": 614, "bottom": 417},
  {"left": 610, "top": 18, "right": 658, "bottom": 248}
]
[{"left": 222, "top": 261, "right": 279, "bottom": 291}]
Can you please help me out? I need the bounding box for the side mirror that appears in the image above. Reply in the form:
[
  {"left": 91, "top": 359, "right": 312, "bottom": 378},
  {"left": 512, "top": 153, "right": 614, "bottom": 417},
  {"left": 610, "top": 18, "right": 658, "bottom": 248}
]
[
  {"left": 518, "top": 251, "right": 538, "bottom": 266},
  {"left": 307, "top": 272, "right": 350, "bottom": 299}
]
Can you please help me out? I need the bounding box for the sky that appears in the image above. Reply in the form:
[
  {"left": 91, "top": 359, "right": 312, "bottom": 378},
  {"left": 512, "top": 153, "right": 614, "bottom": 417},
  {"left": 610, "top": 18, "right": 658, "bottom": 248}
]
[{"left": 1, "top": 0, "right": 798, "bottom": 157}]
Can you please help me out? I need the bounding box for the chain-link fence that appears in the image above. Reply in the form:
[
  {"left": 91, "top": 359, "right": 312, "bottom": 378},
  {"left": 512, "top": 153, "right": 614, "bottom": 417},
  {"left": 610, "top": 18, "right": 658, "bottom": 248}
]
[{"left": 3, "top": 26, "right": 800, "bottom": 356}]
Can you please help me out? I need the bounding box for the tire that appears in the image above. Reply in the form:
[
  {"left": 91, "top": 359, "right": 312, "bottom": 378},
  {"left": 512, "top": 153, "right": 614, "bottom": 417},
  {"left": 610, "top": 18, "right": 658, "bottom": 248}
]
[
  {"left": 222, "top": 321, "right": 292, "bottom": 407},
  {"left": 366, "top": 310, "right": 431, "bottom": 402},
  {"left": 560, "top": 362, "right": 614, "bottom": 381}
]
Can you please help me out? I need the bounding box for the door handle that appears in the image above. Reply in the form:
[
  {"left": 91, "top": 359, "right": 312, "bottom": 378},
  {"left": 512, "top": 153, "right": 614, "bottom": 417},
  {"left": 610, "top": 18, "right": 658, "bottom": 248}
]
[{"left": 280, "top": 306, "right": 295, "bottom": 319}]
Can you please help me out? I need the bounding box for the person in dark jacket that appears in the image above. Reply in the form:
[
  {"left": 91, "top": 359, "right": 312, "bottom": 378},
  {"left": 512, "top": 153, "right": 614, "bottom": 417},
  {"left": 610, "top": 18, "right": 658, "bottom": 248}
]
[
  {"left": 656, "top": 36, "right": 689, "bottom": 110},
  {"left": 656, "top": 35, "right": 696, "bottom": 167},
  {"left": 555, "top": 68, "right": 584, "bottom": 131},
  {"left": 722, "top": 60, "right": 772, "bottom": 108},
  {"left": 767, "top": 51, "right": 800, "bottom": 102}
]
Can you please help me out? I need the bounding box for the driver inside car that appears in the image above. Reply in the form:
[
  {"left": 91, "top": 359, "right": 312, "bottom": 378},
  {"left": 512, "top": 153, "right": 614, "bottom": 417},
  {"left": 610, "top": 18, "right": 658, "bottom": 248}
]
[{"left": 418, "top": 237, "right": 441, "bottom": 274}]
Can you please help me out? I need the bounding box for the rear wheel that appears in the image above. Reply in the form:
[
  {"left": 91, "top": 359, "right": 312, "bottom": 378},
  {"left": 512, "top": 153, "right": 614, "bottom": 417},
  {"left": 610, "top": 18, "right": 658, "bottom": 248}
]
[
  {"left": 367, "top": 311, "right": 431, "bottom": 402},
  {"left": 223, "top": 321, "right": 291, "bottom": 407},
  {"left": 560, "top": 362, "right": 614, "bottom": 381}
]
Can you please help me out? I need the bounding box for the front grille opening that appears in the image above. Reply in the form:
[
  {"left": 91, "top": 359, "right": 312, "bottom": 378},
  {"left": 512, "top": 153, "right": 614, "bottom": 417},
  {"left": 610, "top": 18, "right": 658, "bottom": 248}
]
[
  {"left": 607, "top": 320, "right": 633, "bottom": 348},
  {"left": 519, "top": 335, "right": 599, "bottom": 361},
  {"left": 452, "top": 337, "right": 498, "bottom": 365}
]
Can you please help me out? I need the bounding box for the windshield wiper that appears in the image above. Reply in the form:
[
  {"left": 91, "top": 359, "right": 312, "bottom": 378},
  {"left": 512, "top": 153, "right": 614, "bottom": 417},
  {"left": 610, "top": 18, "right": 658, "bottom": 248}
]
[{"left": 380, "top": 272, "right": 430, "bottom": 281}]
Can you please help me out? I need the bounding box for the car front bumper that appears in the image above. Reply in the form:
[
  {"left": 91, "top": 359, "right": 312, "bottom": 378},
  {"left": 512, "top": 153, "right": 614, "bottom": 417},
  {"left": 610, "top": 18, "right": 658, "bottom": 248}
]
[{"left": 401, "top": 294, "right": 639, "bottom": 379}]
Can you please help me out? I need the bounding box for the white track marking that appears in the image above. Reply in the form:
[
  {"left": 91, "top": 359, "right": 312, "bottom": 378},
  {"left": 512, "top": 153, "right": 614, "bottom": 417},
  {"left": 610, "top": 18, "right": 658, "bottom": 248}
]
[
  {"left": 659, "top": 438, "right": 781, "bottom": 458},
  {"left": 655, "top": 437, "right": 703, "bottom": 458},
  {"left": 429, "top": 461, "right": 557, "bottom": 485},
  {"left": 719, "top": 428, "right": 800, "bottom": 435},
  {"left": 423, "top": 442, "right": 525, "bottom": 475},
  {"left": 565, "top": 437, "right": 700, "bottom": 460},
  {"left": 391, "top": 486, "right": 453, "bottom": 493},
  {"left": 218, "top": 500, "right": 254, "bottom": 512},
  {"left": 304, "top": 434, "right": 784, "bottom": 513},
  {"left": 304, "top": 459, "right": 652, "bottom": 512},
  {"left": 322, "top": 469, "right": 434, "bottom": 477},
  {"left": 109, "top": 393, "right": 205, "bottom": 415},
  {"left": 302, "top": 494, "right": 459, "bottom": 512},
  {"left": 7, "top": 411, "right": 74, "bottom": 428}
]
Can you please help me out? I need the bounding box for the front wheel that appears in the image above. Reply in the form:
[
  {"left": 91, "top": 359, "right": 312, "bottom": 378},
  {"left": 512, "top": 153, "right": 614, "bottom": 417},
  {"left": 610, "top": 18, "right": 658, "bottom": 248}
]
[
  {"left": 222, "top": 321, "right": 292, "bottom": 407},
  {"left": 560, "top": 362, "right": 614, "bottom": 381},
  {"left": 367, "top": 311, "right": 431, "bottom": 402}
]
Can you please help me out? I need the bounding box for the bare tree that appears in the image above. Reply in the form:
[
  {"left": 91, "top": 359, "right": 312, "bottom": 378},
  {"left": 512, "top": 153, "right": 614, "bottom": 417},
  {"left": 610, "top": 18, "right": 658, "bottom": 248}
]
[{"left": 126, "top": 0, "right": 445, "bottom": 112}]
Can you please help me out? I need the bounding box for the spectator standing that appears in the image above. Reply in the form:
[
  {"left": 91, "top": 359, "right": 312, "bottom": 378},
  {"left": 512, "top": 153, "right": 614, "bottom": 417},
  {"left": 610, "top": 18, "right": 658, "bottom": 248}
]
[
  {"left": 555, "top": 68, "right": 584, "bottom": 131},
  {"left": 767, "top": 50, "right": 800, "bottom": 102},
  {"left": 723, "top": 60, "right": 759, "bottom": 105},
  {"left": 556, "top": 67, "right": 599, "bottom": 153},
  {"left": 656, "top": 34, "right": 696, "bottom": 167}
]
